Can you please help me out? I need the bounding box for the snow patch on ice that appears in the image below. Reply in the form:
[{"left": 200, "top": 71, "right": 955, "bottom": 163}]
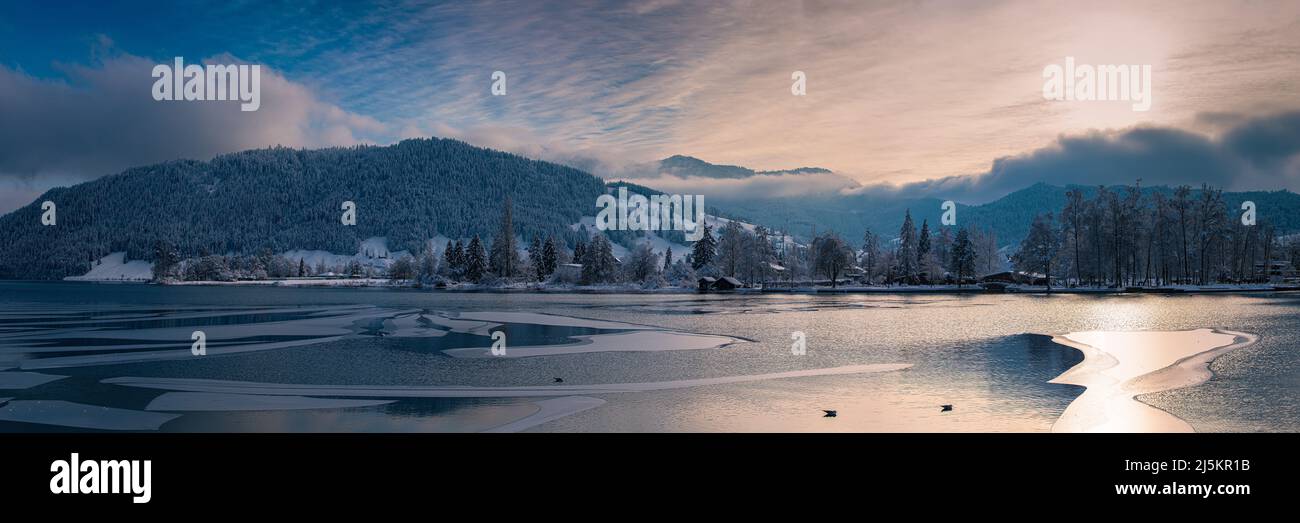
[
  {"left": 1049, "top": 329, "right": 1257, "bottom": 433},
  {"left": 103, "top": 364, "right": 913, "bottom": 398},
  {"left": 444, "top": 330, "right": 739, "bottom": 358},
  {"left": 484, "top": 396, "right": 605, "bottom": 433},
  {"left": 146, "top": 392, "right": 394, "bottom": 411},
  {"left": 454, "top": 311, "right": 659, "bottom": 331}
]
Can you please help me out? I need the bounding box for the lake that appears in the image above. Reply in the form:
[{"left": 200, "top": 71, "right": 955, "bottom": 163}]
[{"left": 0, "top": 282, "right": 1296, "bottom": 432}]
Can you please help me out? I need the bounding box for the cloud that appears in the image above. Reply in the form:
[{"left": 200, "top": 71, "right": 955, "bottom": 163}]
[
  {"left": 1221, "top": 111, "right": 1300, "bottom": 169},
  {"left": 322, "top": 0, "right": 1299, "bottom": 194},
  {"left": 422, "top": 122, "right": 645, "bottom": 178},
  {"left": 428, "top": 110, "right": 1300, "bottom": 206},
  {"left": 860, "top": 111, "right": 1300, "bottom": 203},
  {"left": 0, "top": 50, "right": 390, "bottom": 185},
  {"left": 5, "top": 1, "right": 1300, "bottom": 214}
]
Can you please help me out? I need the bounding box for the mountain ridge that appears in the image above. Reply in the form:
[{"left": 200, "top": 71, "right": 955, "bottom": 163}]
[
  {"left": 658, "top": 155, "right": 836, "bottom": 179},
  {"left": 2, "top": 141, "right": 1298, "bottom": 280}
]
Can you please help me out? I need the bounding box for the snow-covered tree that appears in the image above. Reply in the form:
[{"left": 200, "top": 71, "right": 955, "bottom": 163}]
[
  {"left": 527, "top": 236, "right": 544, "bottom": 281},
  {"left": 184, "top": 255, "right": 234, "bottom": 281},
  {"left": 152, "top": 240, "right": 179, "bottom": 281},
  {"left": 1014, "top": 213, "right": 1060, "bottom": 290},
  {"left": 896, "top": 210, "right": 918, "bottom": 283},
  {"left": 388, "top": 255, "right": 416, "bottom": 281},
  {"left": 442, "top": 240, "right": 465, "bottom": 279},
  {"left": 623, "top": 241, "right": 660, "bottom": 284},
  {"left": 718, "top": 220, "right": 745, "bottom": 276},
  {"left": 418, "top": 242, "right": 438, "bottom": 282},
  {"left": 666, "top": 258, "right": 695, "bottom": 287},
  {"left": 489, "top": 198, "right": 519, "bottom": 278},
  {"left": 814, "top": 233, "right": 853, "bottom": 288},
  {"left": 581, "top": 234, "right": 619, "bottom": 284},
  {"left": 465, "top": 235, "right": 487, "bottom": 283},
  {"left": 949, "top": 228, "right": 977, "bottom": 287},
  {"left": 917, "top": 219, "right": 931, "bottom": 278},
  {"left": 860, "top": 229, "right": 879, "bottom": 283},
  {"left": 572, "top": 239, "right": 587, "bottom": 267},
  {"left": 540, "top": 236, "right": 558, "bottom": 280},
  {"left": 752, "top": 226, "right": 777, "bottom": 285},
  {"left": 691, "top": 225, "right": 717, "bottom": 270}
]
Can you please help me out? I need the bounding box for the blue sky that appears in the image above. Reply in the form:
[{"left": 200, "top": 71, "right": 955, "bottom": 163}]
[{"left": 2, "top": 0, "right": 1299, "bottom": 212}]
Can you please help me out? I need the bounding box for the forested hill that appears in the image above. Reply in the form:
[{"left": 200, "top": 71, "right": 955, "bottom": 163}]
[
  {"left": 0, "top": 138, "right": 607, "bottom": 280},
  {"left": 714, "top": 182, "right": 1300, "bottom": 247},
  {"left": 962, "top": 183, "right": 1300, "bottom": 246}
]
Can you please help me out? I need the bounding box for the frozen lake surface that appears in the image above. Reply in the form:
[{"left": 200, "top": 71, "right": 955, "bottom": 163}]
[{"left": 0, "top": 282, "right": 1296, "bottom": 433}]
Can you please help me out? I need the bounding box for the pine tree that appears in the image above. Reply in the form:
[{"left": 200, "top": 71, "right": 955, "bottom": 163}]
[
  {"left": 540, "top": 236, "right": 558, "bottom": 279},
  {"left": 573, "top": 239, "right": 586, "bottom": 265},
  {"left": 465, "top": 235, "right": 487, "bottom": 283},
  {"left": 691, "top": 225, "right": 717, "bottom": 270},
  {"left": 663, "top": 246, "right": 673, "bottom": 272},
  {"left": 897, "top": 210, "right": 918, "bottom": 283},
  {"left": 917, "top": 219, "right": 931, "bottom": 274},
  {"left": 949, "top": 228, "right": 976, "bottom": 287},
  {"left": 861, "top": 229, "right": 879, "bottom": 282},
  {"left": 152, "top": 240, "right": 179, "bottom": 281},
  {"left": 581, "top": 234, "right": 618, "bottom": 284},
  {"left": 528, "top": 235, "right": 543, "bottom": 281},
  {"left": 444, "top": 240, "right": 466, "bottom": 277}
]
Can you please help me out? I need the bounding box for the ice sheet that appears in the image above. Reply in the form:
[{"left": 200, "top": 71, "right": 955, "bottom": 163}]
[
  {"left": 443, "top": 330, "right": 740, "bottom": 358},
  {"left": 0, "top": 371, "right": 67, "bottom": 389},
  {"left": 0, "top": 400, "right": 179, "bottom": 430}
]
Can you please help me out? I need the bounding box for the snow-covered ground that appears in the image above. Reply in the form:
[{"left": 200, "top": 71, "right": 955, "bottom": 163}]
[
  {"left": 167, "top": 278, "right": 396, "bottom": 287},
  {"left": 282, "top": 236, "right": 411, "bottom": 274},
  {"left": 63, "top": 252, "right": 153, "bottom": 282},
  {"left": 571, "top": 216, "right": 702, "bottom": 264}
]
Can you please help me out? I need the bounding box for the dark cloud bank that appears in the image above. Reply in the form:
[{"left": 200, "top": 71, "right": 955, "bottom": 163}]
[{"left": 887, "top": 111, "right": 1300, "bottom": 204}]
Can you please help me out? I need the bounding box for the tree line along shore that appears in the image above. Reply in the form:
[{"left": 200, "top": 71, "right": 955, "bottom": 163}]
[{"left": 142, "top": 181, "right": 1299, "bottom": 293}]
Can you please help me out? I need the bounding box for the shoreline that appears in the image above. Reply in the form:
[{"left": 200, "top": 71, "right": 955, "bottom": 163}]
[{"left": 28, "top": 278, "right": 1300, "bottom": 296}]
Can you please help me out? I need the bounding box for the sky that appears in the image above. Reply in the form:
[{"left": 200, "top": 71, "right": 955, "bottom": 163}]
[{"left": 2, "top": 0, "right": 1299, "bottom": 212}]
